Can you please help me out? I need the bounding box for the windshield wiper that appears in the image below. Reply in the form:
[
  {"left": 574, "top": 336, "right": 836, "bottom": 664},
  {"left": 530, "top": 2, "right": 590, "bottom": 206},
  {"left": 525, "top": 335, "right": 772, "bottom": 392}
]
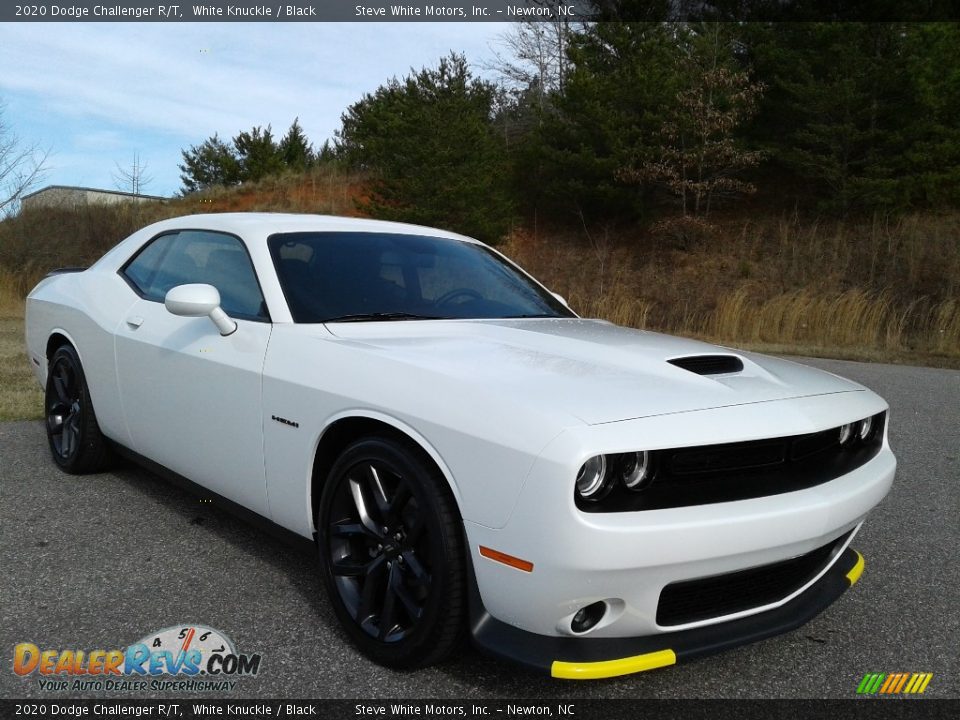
[
  {"left": 502, "top": 313, "right": 561, "bottom": 319},
  {"left": 322, "top": 312, "right": 448, "bottom": 323}
]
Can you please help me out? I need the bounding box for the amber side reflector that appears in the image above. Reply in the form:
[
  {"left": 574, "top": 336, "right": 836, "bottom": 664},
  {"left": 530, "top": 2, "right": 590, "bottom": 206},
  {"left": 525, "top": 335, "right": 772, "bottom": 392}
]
[{"left": 479, "top": 545, "right": 534, "bottom": 573}]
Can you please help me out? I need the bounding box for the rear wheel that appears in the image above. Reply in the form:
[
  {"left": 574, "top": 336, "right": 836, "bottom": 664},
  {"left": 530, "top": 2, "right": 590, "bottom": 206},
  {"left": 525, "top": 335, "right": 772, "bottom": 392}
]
[
  {"left": 45, "top": 344, "right": 111, "bottom": 474},
  {"left": 318, "top": 436, "right": 465, "bottom": 668}
]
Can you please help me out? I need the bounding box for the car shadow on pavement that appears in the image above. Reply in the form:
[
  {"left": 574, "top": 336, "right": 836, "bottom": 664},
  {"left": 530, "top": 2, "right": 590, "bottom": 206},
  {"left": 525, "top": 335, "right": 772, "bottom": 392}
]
[{"left": 104, "top": 452, "right": 540, "bottom": 691}]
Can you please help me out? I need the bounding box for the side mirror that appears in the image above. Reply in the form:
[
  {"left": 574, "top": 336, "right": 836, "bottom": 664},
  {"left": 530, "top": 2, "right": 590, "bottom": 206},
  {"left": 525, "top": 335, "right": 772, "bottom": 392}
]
[
  {"left": 164, "top": 284, "right": 237, "bottom": 336},
  {"left": 552, "top": 292, "right": 568, "bottom": 307}
]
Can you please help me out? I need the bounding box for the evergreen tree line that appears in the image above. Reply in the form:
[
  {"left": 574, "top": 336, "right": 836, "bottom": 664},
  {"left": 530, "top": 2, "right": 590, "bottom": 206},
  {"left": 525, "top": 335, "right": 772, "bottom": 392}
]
[
  {"left": 178, "top": 119, "right": 333, "bottom": 193},
  {"left": 179, "top": 21, "right": 960, "bottom": 243}
]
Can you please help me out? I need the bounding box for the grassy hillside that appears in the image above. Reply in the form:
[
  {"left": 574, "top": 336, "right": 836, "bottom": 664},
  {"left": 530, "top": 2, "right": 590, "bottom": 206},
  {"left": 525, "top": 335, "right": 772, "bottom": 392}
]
[{"left": 502, "top": 212, "right": 960, "bottom": 366}]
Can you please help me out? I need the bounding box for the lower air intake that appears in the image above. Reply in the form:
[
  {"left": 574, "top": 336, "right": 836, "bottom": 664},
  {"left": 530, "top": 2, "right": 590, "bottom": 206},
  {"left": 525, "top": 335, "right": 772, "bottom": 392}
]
[{"left": 656, "top": 531, "right": 852, "bottom": 626}]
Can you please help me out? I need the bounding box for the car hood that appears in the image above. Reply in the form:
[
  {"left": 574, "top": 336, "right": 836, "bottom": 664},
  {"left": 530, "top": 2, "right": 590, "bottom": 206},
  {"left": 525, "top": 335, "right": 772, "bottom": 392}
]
[{"left": 322, "top": 318, "right": 864, "bottom": 425}]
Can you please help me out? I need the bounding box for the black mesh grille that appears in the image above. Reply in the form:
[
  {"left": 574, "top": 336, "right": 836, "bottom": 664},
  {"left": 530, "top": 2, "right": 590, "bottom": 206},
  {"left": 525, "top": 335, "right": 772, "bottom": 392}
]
[
  {"left": 668, "top": 355, "right": 744, "bottom": 375},
  {"left": 656, "top": 531, "right": 852, "bottom": 626},
  {"left": 669, "top": 439, "right": 787, "bottom": 475}
]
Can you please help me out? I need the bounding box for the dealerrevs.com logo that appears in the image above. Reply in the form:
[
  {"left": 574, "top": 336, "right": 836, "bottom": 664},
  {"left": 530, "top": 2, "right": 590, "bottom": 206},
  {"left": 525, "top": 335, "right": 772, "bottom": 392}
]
[{"left": 13, "top": 625, "right": 262, "bottom": 693}]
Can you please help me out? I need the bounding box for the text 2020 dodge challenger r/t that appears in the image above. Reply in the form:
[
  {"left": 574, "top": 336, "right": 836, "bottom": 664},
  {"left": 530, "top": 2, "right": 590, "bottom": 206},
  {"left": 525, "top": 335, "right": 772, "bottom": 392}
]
[{"left": 25, "top": 213, "right": 895, "bottom": 679}]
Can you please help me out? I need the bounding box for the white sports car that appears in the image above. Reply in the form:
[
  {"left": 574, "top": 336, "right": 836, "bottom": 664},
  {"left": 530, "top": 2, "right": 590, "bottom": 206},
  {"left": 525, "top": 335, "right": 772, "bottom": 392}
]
[{"left": 25, "top": 213, "right": 895, "bottom": 679}]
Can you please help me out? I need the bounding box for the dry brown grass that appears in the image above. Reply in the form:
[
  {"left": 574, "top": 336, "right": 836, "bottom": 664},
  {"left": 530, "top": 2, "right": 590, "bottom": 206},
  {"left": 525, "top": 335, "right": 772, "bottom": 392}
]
[
  {"left": 710, "top": 289, "right": 960, "bottom": 358},
  {"left": 0, "top": 312, "right": 42, "bottom": 422},
  {"left": 502, "top": 213, "right": 960, "bottom": 366},
  {"left": 1, "top": 267, "right": 42, "bottom": 420},
  {"left": 187, "top": 168, "right": 369, "bottom": 216},
  {"left": 0, "top": 265, "right": 42, "bottom": 315}
]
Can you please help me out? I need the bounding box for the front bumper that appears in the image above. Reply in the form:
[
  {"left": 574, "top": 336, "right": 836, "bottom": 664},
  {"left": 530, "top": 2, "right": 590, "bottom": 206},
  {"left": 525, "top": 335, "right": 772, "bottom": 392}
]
[
  {"left": 461, "top": 392, "right": 892, "bottom": 676},
  {"left": 464, "top": 390, "right": 894, "bottom": 640},
  {"left": 470, "top": 546, "right": 865, "bottom": 679}
]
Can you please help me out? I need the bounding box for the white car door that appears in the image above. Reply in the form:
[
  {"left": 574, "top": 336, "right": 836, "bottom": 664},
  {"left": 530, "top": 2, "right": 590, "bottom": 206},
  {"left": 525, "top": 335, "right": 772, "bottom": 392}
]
[{"left": 114, "top": 229, "right": 272, "bottom": 516}]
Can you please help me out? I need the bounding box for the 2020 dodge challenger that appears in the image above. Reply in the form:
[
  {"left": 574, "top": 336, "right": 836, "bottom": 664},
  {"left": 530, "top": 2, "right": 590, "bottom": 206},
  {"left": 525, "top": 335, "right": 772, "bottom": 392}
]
[{"left": 25, "top": 214, "right": 896, "bottom": 679}]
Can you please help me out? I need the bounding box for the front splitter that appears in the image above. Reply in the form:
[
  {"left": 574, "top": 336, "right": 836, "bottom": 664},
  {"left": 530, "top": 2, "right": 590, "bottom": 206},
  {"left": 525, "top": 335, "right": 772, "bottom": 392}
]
[{"left": 469, "top": 547, "right": 865, "bottom": 679}]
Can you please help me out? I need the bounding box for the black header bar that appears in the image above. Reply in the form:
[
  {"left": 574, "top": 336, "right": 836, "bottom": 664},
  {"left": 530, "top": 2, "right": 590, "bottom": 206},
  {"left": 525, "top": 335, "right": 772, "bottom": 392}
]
[
  {"left": 4, "top": 1, "right": 960, "bottom": 23},
  {"left": 1, "top": 699, "right": 958, "bottom": 720}
]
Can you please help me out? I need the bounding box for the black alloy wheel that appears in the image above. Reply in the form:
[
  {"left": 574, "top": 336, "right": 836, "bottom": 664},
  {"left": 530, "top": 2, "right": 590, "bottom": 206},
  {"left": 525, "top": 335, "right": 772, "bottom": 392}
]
[
  {"left": 44, "top": 344, "right": 111, "bottom": 474},
  {"left": 318, "top": 436, "right": 465, "bottom": 668}
]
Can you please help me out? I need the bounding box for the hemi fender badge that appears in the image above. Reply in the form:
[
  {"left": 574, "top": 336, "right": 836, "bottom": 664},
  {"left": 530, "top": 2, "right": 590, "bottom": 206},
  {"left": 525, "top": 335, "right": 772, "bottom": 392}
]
[{"left": 271, "top": 415, "right": 300, "bottom": 428}]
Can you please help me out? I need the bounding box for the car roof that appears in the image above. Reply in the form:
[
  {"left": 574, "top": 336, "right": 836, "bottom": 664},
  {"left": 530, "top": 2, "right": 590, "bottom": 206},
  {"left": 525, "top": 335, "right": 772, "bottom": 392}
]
[{"left": 143, "top": 213, "right": 480, "bottom": 245}]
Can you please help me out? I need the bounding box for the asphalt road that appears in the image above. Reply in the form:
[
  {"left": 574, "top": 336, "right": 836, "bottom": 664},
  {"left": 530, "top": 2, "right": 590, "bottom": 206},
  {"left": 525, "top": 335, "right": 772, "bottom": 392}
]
[{"left": 1, "top": 357, "right": 957, "bottom": 700}]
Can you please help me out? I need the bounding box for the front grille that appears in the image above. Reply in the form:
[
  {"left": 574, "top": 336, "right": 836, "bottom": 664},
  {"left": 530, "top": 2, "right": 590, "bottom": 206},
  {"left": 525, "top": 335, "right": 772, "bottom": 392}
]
[
  {"left": 577, "top": 411, "right": 886, "bottom": 512},
  {"left": 669, "top": 438, "right": 786, "bottom": 475},
  {"left": 668, "top": 355, "right": 744, "bottom": 375},
  {"left": 656, "top": 531, "right": 851, "bottom": 626}
]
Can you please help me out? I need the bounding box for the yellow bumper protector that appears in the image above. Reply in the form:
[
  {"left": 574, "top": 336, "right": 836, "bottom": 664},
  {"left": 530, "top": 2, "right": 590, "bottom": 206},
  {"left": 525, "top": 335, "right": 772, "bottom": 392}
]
[
  {"left": 551, "top": 649, "right": 676, "bottom": 680},
  {"left": 846, "top": 551, "right": 865, "bottom": 586}
]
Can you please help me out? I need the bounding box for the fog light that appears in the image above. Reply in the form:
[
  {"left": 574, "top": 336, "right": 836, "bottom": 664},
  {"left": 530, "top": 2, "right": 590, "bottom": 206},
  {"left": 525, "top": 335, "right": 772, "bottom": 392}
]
[
  {"left": 571, "top": 601, "right": 606, "bottom": 634},
  {"left": 576, "top": 455, "right": 610, "bottom": 500},
  {"left": 858, "top": 416, "right": 874, "bottom": 441},
  {"left": 838, "top": 423, "right": 855, "bottom": 447}
]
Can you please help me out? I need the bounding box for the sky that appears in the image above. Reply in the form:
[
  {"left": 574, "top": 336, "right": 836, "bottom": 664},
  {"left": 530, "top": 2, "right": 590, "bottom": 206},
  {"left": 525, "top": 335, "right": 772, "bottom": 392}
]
[{"left": 0, "top": 23, "right": 508, "bottom": 198}]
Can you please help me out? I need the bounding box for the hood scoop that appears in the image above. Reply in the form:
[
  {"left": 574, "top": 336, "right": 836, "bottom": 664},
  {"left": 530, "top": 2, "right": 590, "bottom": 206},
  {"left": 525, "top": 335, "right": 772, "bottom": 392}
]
[{"left": 668, "top": 354, "right": 744, "bottom": 376}]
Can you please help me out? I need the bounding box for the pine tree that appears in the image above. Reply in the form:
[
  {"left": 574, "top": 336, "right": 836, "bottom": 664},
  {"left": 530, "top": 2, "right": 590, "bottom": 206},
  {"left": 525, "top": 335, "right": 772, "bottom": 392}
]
[
  {"left": 533, "top": 22, "right": 686, "bottom": 222},
  {"left": 337, "top": 53, "right": 515, "bottom": 243},
  {"left": 279, "top": 118, "right": 314, "bottom": 172},
  {"left": 233, "top": 125, "right": 283, "bottom": 182},
  {"left": 746, "top": 23, "right": 926, "bottom": 211},
  {"left": 178, "top": 134, "right": 241, "bottom": 193}
]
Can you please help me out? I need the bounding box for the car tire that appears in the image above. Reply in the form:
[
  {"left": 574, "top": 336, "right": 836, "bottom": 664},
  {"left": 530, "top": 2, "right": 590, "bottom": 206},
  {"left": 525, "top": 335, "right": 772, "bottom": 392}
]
[
  {"left": 44, "top": 344, "right": 112, "bottom": 474},
  {"left": 318, "top": 435, "right": 466, "bottom": 669}
]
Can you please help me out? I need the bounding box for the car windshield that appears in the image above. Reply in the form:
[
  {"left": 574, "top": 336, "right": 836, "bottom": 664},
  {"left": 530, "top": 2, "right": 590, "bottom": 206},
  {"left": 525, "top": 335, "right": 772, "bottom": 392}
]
[{"left": 268, "top": 231, "right": 575, "bottom": 323}]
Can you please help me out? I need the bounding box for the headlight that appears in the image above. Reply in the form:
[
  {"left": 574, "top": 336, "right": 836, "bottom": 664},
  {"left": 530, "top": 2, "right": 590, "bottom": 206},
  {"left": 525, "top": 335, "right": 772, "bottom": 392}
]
[
  {"left": 839, "top": 414, "right": 882, "bottom": 448},
  {"left": 838, "top": 423, "right": 855, "bottom": 447},
  {"left": 575, "top": 455, "right": 610, "bottom": 500},
  {"left": 621, "top": 451, "right": 653, "bottom": 490}
]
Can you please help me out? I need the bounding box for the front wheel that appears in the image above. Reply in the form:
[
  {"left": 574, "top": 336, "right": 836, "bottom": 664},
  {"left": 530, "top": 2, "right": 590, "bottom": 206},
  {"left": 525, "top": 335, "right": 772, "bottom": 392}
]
[
  {"left": 44, "top": 344, "right": 111, "bottom": 474},
  {"left": 317, "top": 436, "right": 466, "bottom": 668}
]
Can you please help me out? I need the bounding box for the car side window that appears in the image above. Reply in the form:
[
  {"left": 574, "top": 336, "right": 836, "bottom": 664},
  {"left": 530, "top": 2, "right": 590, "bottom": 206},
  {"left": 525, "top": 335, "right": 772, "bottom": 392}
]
[{"left": 122, "top": 230, "right": 268, "bottom": 321}]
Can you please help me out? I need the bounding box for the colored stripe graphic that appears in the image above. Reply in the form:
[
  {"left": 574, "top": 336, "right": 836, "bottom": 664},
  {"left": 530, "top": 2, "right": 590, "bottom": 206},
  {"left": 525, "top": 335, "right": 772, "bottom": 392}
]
[
  {"left": 857, "top": 672, "right": 932, "bottom": 694},
  {"left": 892, "top": 673, "right": 910, "bottom": 693},
  {"left": 856, "top": 674, "right": 875, "bottom": 694},
  {"left": 856, "top": 673, "right": 886, "bottom": 694}
]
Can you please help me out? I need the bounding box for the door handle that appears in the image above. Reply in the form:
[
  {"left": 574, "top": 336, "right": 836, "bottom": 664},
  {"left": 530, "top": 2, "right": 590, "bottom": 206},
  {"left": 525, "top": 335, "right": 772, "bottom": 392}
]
[{"left": 126, "top": 316, "right": 144, "bottom": 329}]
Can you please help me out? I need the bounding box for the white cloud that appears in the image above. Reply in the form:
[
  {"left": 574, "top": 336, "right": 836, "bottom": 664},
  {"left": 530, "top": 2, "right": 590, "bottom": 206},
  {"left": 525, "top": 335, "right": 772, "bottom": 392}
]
[
  {"left": 0, "top": 22, "right": 508, "bottom": 195},
  {"left": 0, "top": 22, "right": 506, "bottom": 142}
]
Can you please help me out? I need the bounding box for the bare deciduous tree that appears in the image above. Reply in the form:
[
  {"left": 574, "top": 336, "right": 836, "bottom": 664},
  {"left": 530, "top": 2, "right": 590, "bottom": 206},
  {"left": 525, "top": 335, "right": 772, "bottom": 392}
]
[
  {"left": 112, "top": 152, "right": 153, "bottom": 197},
  {"left": 623, "top": 27, "right": 765, "bottom": 218},
  {"left": 483, "top": 7, "right": 577, "bottom": 114},
  {"left": 0, "top": 103, "right": 48, "bottom": 216}
]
